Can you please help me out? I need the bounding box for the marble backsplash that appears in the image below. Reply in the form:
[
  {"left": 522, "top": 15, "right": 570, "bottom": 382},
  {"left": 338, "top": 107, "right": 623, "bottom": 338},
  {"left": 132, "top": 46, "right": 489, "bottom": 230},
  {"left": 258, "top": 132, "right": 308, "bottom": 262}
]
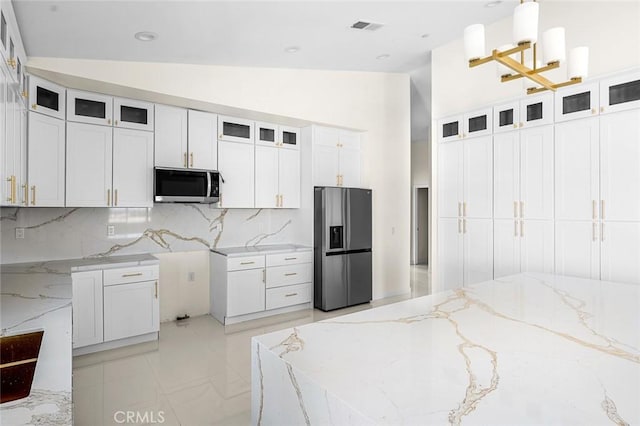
[{"left": 0, "top": 204, "right": 305, "bottom": 264}]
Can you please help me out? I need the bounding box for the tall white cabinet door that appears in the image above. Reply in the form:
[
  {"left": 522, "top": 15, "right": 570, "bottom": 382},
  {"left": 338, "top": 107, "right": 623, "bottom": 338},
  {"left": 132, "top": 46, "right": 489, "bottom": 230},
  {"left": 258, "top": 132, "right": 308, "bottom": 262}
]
[
  {"left": 103, "top": 281, "right": 159, "bottom": 342},
  {"left": 438, "top": 141, "right": 463, "bottom": 218},
  {"left": 600, "top": 222, "right": 640, "bottom": 285},
  {"left": 255, "top": 146, "right": 279, "bottom": 208},
  {"left": 520, "top": 125, "right": 554, "bottom": 220},
  {"left": 493, "top": 131, "right": 520, "bottom": 219},
  {"left": 27, "top": 112, "right": 66, "bottom": 206},
  {"left": 72, "top": 270, "right": 103, "bottom": 349},
  {"left": 555, "top": 221, "right": 600, "bottom": 280},
  {"left": 463, "top": 218, "right": 493, "bottom": 285},
  {"left": 218, "top": 141, "right": 254, "bottom": 208},
  {"left": 493, "top": 219, "right": 520, "bottom": 279},
  {"left": 437, "top": 218, "right": 463, "bottom": 291},
  {"left": 155, "top": 104, "right": 188, "bottom": 168},
  {"left": 187, "top": 110, "right": 218, "bottom": 170},
  {"left": 279, "top": 148, "right": 301, "bottom": 208},
  {"left": 339, "top": 145, "right": 361, "bottom": 188},
  {"left": 112, "top": 128, "right": 153, "bottom": 207},
  {"left": 66, "top": 122, "right": 113, "bottom": 207},
  {"left": 463, "top": 136, "right": 493, "bottom": 219},
  {"left": 520, "top": 220, "right": 554, "bottom": 274},
  {"left": 555, "top": 118, "right": 599, "bottom": 221},
  {"left": 313, "top": 144, "right": 340, "bottom": 187},
  {"left": 600, "top": 110, "right": 640, "bottom": 221}
]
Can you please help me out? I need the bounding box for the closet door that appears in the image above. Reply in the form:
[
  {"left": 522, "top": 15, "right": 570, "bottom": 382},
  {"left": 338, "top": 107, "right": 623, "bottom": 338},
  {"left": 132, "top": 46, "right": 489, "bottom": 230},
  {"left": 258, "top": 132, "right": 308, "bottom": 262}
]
[
  {"left": 493, "top": 219, "right": 520, "bottom": 279},
  {"left": 520, "top": 220, "right": 554, "bottom": 274},
  {"left": 463, "top": 136, "right": 493, "bottom": 219},
  {"left": 493, "top": 131, "right": 520, "bottom": 219},
  {"left": 520, "top": 125, "right": 554, "bottom": 220},
  {"left": 437, "top": 218, "right": 463, "bottom": 291},
  {"left": 555, "top": 221, "right": 600, "bottom": 280},
  {"left": 600, "top": 222, "right": 640, "bottom": 285},
  {"left": 463, "top": 218, "right": 493, "bottom": 285},
  {"left": 437, "top": 141, "right": 463, "bottom": 218}
]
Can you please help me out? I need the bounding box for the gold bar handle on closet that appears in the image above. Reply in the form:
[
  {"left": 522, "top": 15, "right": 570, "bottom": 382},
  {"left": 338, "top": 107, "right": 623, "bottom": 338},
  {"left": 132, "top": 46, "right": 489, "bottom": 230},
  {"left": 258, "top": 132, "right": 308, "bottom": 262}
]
[
  {"left": 114, "top": 189, "right": 118, "bottom": 206},
  {"left": 155, "top": 281, "right": 158, "bottom": 299},
  {"left": 592, "top": 200, "right": 597, "bottom": 220},
  {"left": 285, "top": 293, "right": 298, "bottom": 297},
  {"left": 190, "top": 152, "right": 194, "bottom": 167},
  {"left": 30, "top": 186, "right": 36, "bottom": 205},
  {"left": 275, "top": 194, "right": 279, "bottom": 207},
  {"left": 463, "top": 202, "right": 467, "bottom": 217},
  {"left": 520, "top": 220, "right": 524, "bottom": 237},
  {"left": 463, "top": 218, "right": 467, "bottom": 234},
  {"left": 183, "top": 153, "right": 188, "bottom": 168},
  {"left": 11, "top": 176, "right": 16, "bottom": 204},
  {"left": 280, "top": 194, "right": 284, "bottom": 207},
  {"left": 600, "top": 222, "right": 605, "bottom": 241},
  {"left": 513, "top": 201, "right": 518, "bottom": 218},
  {"left": 6, "top": 176, "right": 16, "bottom": 203},
  {"left": 514, "top": 220, "right": 518, "bottom": 237},
  {"left": 519, "top": 201, "right": 524, "bottom": 219},
  {"left": 22, "top": 184, "right": 28, "bottom": 205},
  {"left": 592, "top": 222, "right": 597, "bottom": 242},
  {"left": 458, "top": 218, "right": 462, "bottom": 234},
  {"left": 336, "top": 175, "right": 340, "bottom": 186},
  {"left": 107, "top": 189, "right": 111, "bottom": 206},
  {"left": 459, "top": 202, "right": 462, "bottom": 217},
  {"left": 600, "top": 200, "right": 605, "bottom": 220}
]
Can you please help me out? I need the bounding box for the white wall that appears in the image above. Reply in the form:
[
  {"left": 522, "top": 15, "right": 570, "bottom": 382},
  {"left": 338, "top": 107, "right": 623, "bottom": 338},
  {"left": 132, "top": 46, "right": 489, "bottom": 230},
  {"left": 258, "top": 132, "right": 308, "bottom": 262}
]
[
  {"left": 25, "top": 58, "right": 412, "bottom": 300},
  {"left": 430, "top": 1, "right": 640, "bottom": 289}
]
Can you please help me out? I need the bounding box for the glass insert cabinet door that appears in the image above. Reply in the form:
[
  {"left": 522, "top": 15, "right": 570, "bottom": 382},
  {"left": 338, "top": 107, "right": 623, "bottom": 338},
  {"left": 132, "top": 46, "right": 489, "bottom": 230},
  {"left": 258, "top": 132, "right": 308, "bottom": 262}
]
[
  {"left": 67, "top": 89, "right": 113, "bottom": 126},
  {"left": 520, "top": 92, "right": 553, "bottom": 128},
  {"left": 463, "top": 107, "right": 492, "bottom": 138},
  {"left": 554, "top": 82, "right": 599, "bottom": 123},
  {"left": 600, "top": 70, "right": 640, "bottom": 114},
  {"left": 28, "top": 76, "right": 66, "bottom": 120},
  {"left": 218, "top": 115, "right": 254, "bottom": 144},
  {"left": 280, "top": 126, "right": 300, "bottom": 149},
  {"left": 438, "top": 115, "right": 462, "bottom": 142},
  {"left": 493, "top": 101, "right": 520, "bottom": 133},
  {"left": 114, "top": 98, "right": 154, "bottom": 131},
  {"left": 255, "top": 122, "right": 277, "bottom": 147}
]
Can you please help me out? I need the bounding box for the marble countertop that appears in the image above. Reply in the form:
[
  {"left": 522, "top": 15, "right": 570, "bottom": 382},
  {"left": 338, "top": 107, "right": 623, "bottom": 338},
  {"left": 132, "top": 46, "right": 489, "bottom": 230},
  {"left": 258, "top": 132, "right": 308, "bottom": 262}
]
[
  {"left": 211, "top": 244, "right": 311, "bottom": 257},
  {"left": 0, "top": 253, "right": 157, "bottom": 425},
  {"left": 252, "top": 273, "right": 640, "bottom": 425}
]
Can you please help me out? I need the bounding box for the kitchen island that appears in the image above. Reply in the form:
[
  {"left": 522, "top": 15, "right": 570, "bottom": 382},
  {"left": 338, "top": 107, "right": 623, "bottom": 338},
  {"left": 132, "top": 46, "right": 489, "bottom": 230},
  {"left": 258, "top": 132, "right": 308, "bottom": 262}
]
[{"left": 252, "top": 273, "right": 639, "bottom": 425}]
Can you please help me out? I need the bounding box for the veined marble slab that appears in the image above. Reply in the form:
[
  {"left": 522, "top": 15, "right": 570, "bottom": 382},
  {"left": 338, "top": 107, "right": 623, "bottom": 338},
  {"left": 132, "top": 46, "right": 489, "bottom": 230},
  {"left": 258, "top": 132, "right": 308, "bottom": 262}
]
[
  {"left": 252, "top": 273, "right": 640, "bottom": 425},
  {"left": 212, "top": 244, "right": 311, "bottom": 257}
]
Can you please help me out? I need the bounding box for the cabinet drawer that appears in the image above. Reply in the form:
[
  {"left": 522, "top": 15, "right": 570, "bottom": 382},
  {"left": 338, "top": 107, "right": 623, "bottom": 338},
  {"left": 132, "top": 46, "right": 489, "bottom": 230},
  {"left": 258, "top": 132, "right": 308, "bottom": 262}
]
[
  {"left": 103, "top": 265, "right": 159, "bottom": 286},
  {"left": 266, "top": 264, "right": 312, "bottom": 289},
  {"left": 266, "top": 251, "right": 312, "bottom": 267},
  {"left": 266, "top": 283, "right": 312, "bottom": 310},
  {"left": 227, "top": 255, "right": 265, "bottom": 271}
]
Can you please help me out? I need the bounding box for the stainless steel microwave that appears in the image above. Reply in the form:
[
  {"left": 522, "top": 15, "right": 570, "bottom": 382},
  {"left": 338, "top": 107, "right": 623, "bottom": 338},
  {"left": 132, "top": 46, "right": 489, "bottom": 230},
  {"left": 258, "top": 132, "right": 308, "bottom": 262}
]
[{"left": 154, "top": 168, "right": 220, "bottom": 203}]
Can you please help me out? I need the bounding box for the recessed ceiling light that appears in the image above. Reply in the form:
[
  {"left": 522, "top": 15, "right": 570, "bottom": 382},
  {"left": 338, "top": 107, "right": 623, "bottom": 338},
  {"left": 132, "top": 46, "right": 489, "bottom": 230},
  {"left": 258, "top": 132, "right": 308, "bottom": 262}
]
[
  {"left": 485, "top": 1, "right": 502, "bottom": 7},
  {"left": 376, "top": 54, "right": 390, "bottom": 60},
  {"left": 134, "top": 31, "right": 158, "bottom": 42},
  {"left": 285, "top": 46, "right": 301, "bottom": 53},
  {"left": 421, "top": 33, "right": 430, "bottom": 39}
]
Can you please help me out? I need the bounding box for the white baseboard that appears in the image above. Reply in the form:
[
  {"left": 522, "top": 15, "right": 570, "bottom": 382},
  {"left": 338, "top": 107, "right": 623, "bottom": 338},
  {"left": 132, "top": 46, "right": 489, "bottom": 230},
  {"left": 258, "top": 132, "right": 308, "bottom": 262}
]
[{"left": 73, "top": 332, "right": 158, "bottom": 356}]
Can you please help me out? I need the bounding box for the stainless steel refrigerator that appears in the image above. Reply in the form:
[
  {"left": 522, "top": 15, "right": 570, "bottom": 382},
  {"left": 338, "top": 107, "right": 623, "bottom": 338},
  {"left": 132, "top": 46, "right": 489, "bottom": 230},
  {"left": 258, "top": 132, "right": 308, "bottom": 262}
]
[{"left": 314, "top": 187, "right": 372, "bottom": 311}]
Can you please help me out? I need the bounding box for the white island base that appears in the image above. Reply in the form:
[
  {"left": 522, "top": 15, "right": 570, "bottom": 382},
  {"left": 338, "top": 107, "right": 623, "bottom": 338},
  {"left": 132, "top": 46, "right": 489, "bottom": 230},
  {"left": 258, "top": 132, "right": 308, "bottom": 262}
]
[{"left": 251, "top": 273, "right": 639, "bottom": 425}]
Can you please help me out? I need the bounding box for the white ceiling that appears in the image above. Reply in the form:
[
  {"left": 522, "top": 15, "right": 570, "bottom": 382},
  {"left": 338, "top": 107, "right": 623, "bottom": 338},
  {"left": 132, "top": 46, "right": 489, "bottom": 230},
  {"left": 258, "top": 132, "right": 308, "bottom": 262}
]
[{"left": 13, "top": 0, "right": 517, "bottom": 73}]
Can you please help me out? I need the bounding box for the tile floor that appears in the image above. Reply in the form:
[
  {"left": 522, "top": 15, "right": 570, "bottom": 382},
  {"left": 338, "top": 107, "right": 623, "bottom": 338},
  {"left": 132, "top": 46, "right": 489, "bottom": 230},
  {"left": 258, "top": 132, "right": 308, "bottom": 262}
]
[{"left": 73, "top": 265, "right": 431, "bottom": 425}]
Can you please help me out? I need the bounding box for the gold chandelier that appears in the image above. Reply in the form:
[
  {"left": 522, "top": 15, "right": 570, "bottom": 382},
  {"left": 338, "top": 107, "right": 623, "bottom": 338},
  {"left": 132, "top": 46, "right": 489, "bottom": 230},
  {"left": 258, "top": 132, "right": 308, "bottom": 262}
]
[{"left": 464, "top": 0, "right": 588, "bottom": 95}]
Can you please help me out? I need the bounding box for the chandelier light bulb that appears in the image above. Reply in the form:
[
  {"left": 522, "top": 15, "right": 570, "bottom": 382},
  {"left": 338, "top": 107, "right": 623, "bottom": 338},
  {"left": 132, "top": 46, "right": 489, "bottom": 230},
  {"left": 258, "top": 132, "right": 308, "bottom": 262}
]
[
  {"left": 542, "top": 27, "right": 566, "bottom": 65},
  {"left": 513, "top": 1, "right": 539, "bottom": 45},
  {"left": 568, "top": 47, "right": 589, "bottom": 79},
  {"left": 464, "top": 24, "right": 486, "bottom": 62}
]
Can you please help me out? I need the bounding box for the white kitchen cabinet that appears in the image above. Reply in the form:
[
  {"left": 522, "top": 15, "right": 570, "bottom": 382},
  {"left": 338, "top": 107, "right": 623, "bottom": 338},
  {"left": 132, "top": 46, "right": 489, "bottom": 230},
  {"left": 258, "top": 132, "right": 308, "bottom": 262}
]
[
  {"left": 279, "top": 148, "right": 301, "bottom": 208},
  {"left": 113, "top": 97, "right": 154, "bottom": 131},
  {"left": 599, "top": 109, "right": 640, "bottom": 222},
  {"left": 312, "top": 126, "right": 361, "bottom": 188},
  {"left": 66, "top": 122, "right": 113, "bottom": 207},
  {"left": 104, "top": 280, "right": 159, "bottom": 342},
  {"left": 71, "top": 270, "right": 103, "bottom": 349},
  {"left": 519, "top": 125, "right": 554, "bottom": 220},
  {"left": 437, "top": 141, "right": 463, "bottom": 218},
  {"left": 255, "top": 145, "right": 279, "bottom": 208},
  {"left": 1, "top": 68, "right": 20, "bottom": 207},
  {"left": 463, "top": 218, "right": 493, "bottom": 285},
  {"left": 280, "top": 126, "right": 300, "bottom": 150},
  {"left": 520, "top": 92, "right": 553, "bottom": 128},
  {"left": 218, "top": 140, "right": 254, "bottom": 208},
  {"left": 28, "top": 76, "right": 66, "bottom": 120},
  {"left": 226, "top": 269, "right": 266, "bottom": 317},
  {"left": 438, "top": 115, "right": 463, "bottom": 142},
  {"left": 555, "top": 221, "right": 600, "bottom": 280},
  {"left": 463, "top": 135, "right": 493, "bottom": 218},
  {"left": 493, "top": 101, "right": 520, "bottom": 134},
  {"left": 600, "top": 222, "right": 640, "bottom": 285},
  {"left": 187, "top": 110, "right": 217, "bottom": 170},
  {"left": 112, "top": 128, "right": 154, "bottom": 207},
  {"left": 437, "top": 218, "right": 463, "bottom": 291},
  {"left": 218, "top": 115, "right": 254, "bottom": 144},
  {"left": 493, "top": 219, "right": 521, "bottom": 278},
  {"left": 555, "top": 117, "right": 599, "bottom": 221},
  {"left": 155, "top": 104, "right": 188, "bottom": 168},
  {"left": 27, "top": 111, "right": 66, "bottom": 206},
  {"left": 256, "top": 122, "right": 278, "bottom": 147},
  {"left": 555, "top": 82, "right": 600, "bottom": 123},
  {"left": 600, "top": 70, "right": 640, "bottom": 115},
  {"left": 66, "top": 89, "right": 113, "bottom": 126},
  {"left": 17, "top": 100, "right": 26, "bottom": 206},
  {"left": 463, "top": 107, "right": 492, "bottom": 138},
  {"left": 493, "top": 131, "right": 520, "bottom": 219},
  {"left": 494, "top": 219, "right": 554, "bottom": 279}
]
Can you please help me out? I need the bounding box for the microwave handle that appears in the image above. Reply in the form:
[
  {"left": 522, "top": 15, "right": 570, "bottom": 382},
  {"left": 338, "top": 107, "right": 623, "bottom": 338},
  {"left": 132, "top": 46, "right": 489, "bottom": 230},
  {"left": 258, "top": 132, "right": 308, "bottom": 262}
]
[{"left": 207, "top": 172, "right": 212, "bottom": 198}]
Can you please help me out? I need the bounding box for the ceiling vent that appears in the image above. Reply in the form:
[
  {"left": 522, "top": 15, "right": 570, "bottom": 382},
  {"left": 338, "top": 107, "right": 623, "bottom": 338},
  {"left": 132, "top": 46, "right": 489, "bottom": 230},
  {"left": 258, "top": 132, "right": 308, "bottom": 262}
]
[{"left": 350, "top": 21, "right": 384, "bottom": 31}]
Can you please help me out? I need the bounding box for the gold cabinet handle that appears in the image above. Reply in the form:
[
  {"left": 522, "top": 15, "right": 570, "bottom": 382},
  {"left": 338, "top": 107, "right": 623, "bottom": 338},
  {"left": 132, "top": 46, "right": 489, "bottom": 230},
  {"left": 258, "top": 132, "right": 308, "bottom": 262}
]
[
  {"left": 336, "top": 175, "right": 340, "bottom": 186},
  {"left": 107, "top": 189, "right": 111, "bottom": 206},
  {"left": 463, "top": 202, "right": 467, "bottom": 217},
  {"left": 459, "top": 202, "right": 463, "bottom": 217},
  {"left": 601, "top": 222, "right": 605, "bottom": 242},
  {"left": 284, "top": 257, "right": 297, "bottom": 261},
  {"left": 31, "top": 186, "right": 36, "bottom": 205},
  {"left": 21, "top": 90, "right": 27, "bottom": 98},
  {"left": 513, "top": 201, "right": 518, "bottom": 218},
  {"left": 519, "top": 201, "right": 524, "bottom": 219},
  {"left": 114, "top": 189, "right": 118, "bottom": 206},
  {"left": 463, "top": 218, "right": 467, "bottom": 234},
  {"left": 262, "top": 269, "right": 266, "bottom": 283},
  {"left": 600, "top": 200, "right": 605, "bottom": 220},
  {"left": 600, "top": 106, "right": 605, "bottom": 113},
  {"left": 513, "top": 123, "right": 518, "bottom": 129},
  {"left": 31, "top": 103, "right": 37, "bottom": 110},
  {"left": 115, "top": 120, "right": 118, "bottom": 126},
  {"left": 514, "top": 220, "right": 518, "bottom": 237},
  {"left": 592, "top": 222, "right": 597, "bottom": 242},
  {"left": 22, "top": 184, "right": 28, "bottom": 205},
  {"left": 285, "top": 293, "right": 298, "bottom": 297},
  {"left": 107, "top": 119, "right": 111, "bottom": 125},
  {"left": 240, "top": 261, "right": 255, "bottom": 265},
  {"left": 592, "top": 200, "right": 597, "bottom": 220},
  {"left": 285, "top": 273, "right": 297, "bottom": 276},
  {"left": 520, "top": 220, "right": 524, "bottom": 237},
  {"left": 122, "top": 272, "right": 143, "bottom": 277},
  {"left": 183, "top": 153, "right": 188, "bottom": 168},
  {"left": 275, "top": 194, "right": 279, "bottom": 207},
  {"left": 6, "top": 176, "right": 16, "bottom": 203},
  {"left": 458, "top": 218, "right": 462, "bottom": 234},
  {"left": 190, "top": 152, "right": 194, "bottom": 167},
  {"left": 155, "top": 281, "right": 158, "bottom": 299}
]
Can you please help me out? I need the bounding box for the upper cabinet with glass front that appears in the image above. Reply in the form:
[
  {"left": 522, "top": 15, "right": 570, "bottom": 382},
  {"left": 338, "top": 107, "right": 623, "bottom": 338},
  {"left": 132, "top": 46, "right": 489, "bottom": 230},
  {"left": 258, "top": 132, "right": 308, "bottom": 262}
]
[
  {"left": 463, "top": 108, "right": 492, "bottom": 138},
  {"left": 279, "top": 126, "right": 300, "bottom": 149},
  {"left": 554, "top": 82, "right": 599, "bottom": 123},
  {"left": 0, "top": 3, "right": 26, "bottom": 86},
  {"left": 114, "top": 97, "right": 154, "bottom": 131},
  {"left": 67, "top": 89, "right": 113, "bottom": 126},
  {"left": 438, "top": 115, "right": 463, "bottom": 142},
  {"left": 600, "top": 70, "right": 640, "bottom": 115},
  {"left": 256, "top": 122, "right": 278, "bottom": 147},
  {"left": 29, "top": 76, "right": 66, "bottom": 120},
  {"left": 218, "top": 115, "right": 254, "bottom": 144},
  {"left": 520, "top": 92, "right": 553, "bottom": 128},
  {"left": 493, "top": 101, "right": 520, "bottom": 133}
]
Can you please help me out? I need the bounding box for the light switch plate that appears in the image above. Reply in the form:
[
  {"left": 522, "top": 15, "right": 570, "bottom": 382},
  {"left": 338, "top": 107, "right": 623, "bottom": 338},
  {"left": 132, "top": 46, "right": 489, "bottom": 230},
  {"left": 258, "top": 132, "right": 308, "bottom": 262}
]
[
  {"left": 107, "top": 225, "right": 115, "bottom": 236},
  {"left": 15, "top": 228, "right": 24, "bottom": 239}
]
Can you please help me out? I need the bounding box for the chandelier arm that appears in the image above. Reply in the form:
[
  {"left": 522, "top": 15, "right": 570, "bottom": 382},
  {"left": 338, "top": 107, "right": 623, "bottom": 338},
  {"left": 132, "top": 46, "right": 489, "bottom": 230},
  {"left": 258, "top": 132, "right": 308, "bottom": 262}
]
[
  {"left": 500, "top": 61, "right": 560, "bottom": 82},
  {"left": 468, "top": 43, "right": 531, "bottom": 68},
  {"left": 494, "top": 55, "right": 556, "bottom": 91}
]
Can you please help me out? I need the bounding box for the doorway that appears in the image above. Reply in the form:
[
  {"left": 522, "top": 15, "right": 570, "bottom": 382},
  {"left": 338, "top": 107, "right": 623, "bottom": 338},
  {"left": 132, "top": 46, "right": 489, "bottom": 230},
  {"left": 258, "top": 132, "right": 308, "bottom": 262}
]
[{"left": 413, "top": 186, "right": 429, "bottom": 265}]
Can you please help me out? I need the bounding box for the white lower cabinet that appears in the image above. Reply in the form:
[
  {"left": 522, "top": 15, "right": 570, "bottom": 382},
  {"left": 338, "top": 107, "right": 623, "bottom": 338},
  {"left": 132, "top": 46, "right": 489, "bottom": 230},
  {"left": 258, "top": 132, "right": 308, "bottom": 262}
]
[
  {"left": 494, "top": 219, "right": 554, "bottom": 279},
  {"left": 72, "top": 262, "right": 159, "bottom": 353},
  {"left": 600, "top": 222, "right": 640, "bottom": 284},
  {"left": 437, "top": 218, "right": 463, "bottom": 291},
  {"left": 211, "top": 249, "right": 312, "bottom": 325},
  {"left": 555, "top": 221, "right": 600, "bottom": 280}
]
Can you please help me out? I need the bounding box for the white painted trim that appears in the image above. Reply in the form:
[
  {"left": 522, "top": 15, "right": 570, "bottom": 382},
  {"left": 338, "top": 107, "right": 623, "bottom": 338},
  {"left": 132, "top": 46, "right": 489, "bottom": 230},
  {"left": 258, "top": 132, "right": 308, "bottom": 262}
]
[
  {"left": 222, "top": 302, "right": 312, "bottom": 325},
  {"left": 412, "top": 185, "right": 429, "bottom": 265}
]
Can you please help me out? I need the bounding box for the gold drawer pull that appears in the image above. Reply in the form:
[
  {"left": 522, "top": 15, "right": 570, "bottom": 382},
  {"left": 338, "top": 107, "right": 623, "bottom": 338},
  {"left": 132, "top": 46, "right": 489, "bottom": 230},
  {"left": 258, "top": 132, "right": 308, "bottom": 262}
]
[
  {"left": 285, "top": 273, "right": 297, "bottom": 276},
  {"left": 285, "top": 293, "right": 298, "bottom": 297},
  {"left": 155, "top": 281, "right": 158, "bottom": 299},
  {"left": 122, "top": 272, "right": 143, "bottom": 277},
  {"left": 240, "top": 261, "right": 255, "bottom": 265},
  {"left": 284, "top": 257, "right": 297, "bottom": 261}
]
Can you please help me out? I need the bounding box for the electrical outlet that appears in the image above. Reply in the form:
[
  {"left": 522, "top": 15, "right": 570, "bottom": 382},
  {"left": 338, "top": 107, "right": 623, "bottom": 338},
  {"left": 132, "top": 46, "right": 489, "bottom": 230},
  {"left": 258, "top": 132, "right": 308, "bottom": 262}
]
[
  {"left": 188, "top": 272, "right": 195, "bottom": 282},
  {"left": 15, "top": 228, "right": 24, "bottom": 239},
  {"left": 107, "top": 225, "right": 115, "bottom": 236}
]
